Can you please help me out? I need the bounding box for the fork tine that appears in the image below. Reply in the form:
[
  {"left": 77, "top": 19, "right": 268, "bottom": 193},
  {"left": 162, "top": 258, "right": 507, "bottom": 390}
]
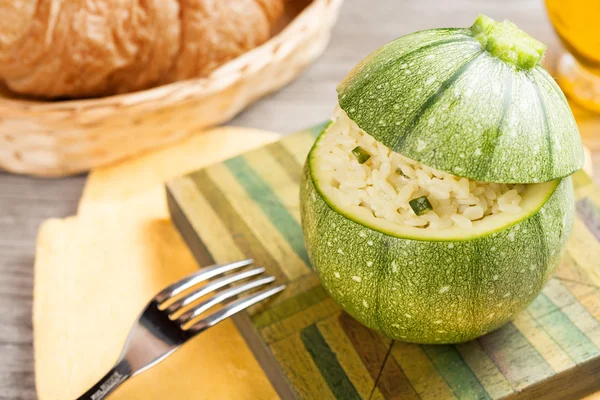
[
  {"left": 155, "top": 259, "right": 254, "bottom": 303},
  {"left": 177, "top": 276, "right": 276, "bottom": 324},
  {"left": 165, "top": 267, "right": 266, "bottom": 314},
  {"left": 188, "top": 285, "right": 286, "bottom": 335}
]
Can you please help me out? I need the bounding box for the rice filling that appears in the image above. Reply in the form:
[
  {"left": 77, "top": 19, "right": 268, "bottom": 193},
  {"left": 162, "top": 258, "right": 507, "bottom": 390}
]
[{"left": 315, "top": 107, "right": 526, "bottom": 229}]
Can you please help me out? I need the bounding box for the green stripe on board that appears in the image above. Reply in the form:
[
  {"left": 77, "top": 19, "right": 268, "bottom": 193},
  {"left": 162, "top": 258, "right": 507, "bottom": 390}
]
[
  {"left": 478, "top": 323, "right": 553, "bottom": 390},
  {"left": 300, "top": 324, "right": 361, "bottom": 400},
  {"left": 455, "top": 340, "right": 514, "bottom": 398},
  {"left": 545, "top": 280, "right": 600, "bottom": 350},
  {"left": 224, "top": 156, "right": 310, "bottom": 267},
  {"left": 576, "top": 197, "right": 600, "bottom": 242},
  {"left": 266, "top": 142, "right": 303, "bottom": 183},
  {"left": 338, "top": 313, "right": 419, "bottom": 399},
  {"left": 421, "top": 345, "right": 491, "bottom": 400},
  {"left": 529, "top": 293, "right": 600, "bottom": 363},
  {"left": 189, "top": 170, "right": 287, "bottom": 284},
  {"left": 252, "top": 285, "right": 328, "bottom": 329}
]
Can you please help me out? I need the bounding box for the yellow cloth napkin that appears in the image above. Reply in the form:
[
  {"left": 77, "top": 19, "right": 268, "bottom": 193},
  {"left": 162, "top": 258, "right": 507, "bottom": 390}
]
[{"left": 34, "top": 127, "right": 280, "bottom": 400}]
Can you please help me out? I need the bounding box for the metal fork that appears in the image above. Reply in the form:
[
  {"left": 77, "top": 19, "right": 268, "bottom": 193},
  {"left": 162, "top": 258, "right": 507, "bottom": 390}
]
[{"left": 76, "top": 259, "right": 284, "bottom": 400}]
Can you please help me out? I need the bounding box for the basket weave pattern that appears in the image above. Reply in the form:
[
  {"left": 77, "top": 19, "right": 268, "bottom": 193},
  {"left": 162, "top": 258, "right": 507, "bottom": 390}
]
[{"left": 0, "top": 0, "right": 343, "bottom": 176}]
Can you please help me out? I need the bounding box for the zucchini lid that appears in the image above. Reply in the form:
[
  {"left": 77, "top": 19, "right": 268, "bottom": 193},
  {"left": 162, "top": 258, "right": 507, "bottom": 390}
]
[{"left": 337, "top": 15, "right": 584, "bottom": 184}]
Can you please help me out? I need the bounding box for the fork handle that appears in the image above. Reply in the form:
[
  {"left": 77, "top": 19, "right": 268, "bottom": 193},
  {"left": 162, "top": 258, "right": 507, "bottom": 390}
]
[{"left": 76, "top": 359, "right": 132, "bottom": 400}]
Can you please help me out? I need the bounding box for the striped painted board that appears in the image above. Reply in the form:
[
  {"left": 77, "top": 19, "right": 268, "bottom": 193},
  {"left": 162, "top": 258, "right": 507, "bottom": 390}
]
[{"left": 166, "top": 123, "right": 600, "bottom": 400}]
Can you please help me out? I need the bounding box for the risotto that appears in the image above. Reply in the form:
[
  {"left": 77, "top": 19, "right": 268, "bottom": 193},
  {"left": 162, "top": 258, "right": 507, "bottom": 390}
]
[{"left": 315, "top": 107, "right": 527, "bottom": 229}]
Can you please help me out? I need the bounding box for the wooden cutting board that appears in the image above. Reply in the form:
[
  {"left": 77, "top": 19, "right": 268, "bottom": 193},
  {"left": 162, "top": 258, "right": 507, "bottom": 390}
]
[{"left": 166, "top": 123, "right": 600, "bottom": 400}]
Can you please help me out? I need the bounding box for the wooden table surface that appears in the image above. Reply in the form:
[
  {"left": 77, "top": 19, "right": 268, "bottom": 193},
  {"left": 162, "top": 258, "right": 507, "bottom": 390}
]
[{"left": 1, "top": 1, "right": 599, "bottom": 399}]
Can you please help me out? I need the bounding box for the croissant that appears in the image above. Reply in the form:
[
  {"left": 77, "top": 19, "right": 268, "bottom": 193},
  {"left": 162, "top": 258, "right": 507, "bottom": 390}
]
[{"left": 0, "top": 0, "right": 284, "bottom": 98}]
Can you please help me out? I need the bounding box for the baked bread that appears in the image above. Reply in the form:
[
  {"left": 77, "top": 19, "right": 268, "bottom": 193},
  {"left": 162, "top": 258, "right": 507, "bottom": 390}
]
[
  {"left": 163, "top": 0, "right": 284, "bottom": 82},
  {"left": 0, "top": 0, "right": 284, "bottom": 98},
  {"left": 0, "top": 0, "right": 181, "bottom": 98}
]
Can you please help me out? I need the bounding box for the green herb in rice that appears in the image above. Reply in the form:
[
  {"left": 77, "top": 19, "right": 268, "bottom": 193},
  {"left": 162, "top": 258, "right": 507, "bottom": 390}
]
[
  {"left": 395, "top": 167, "right": 409, "bottom": 179},
  {"left": 352, "top": 146, "right": 371, "bottom": 164},
  {"left": 409, "top": 196, "right": 433, "bottom": 216}
]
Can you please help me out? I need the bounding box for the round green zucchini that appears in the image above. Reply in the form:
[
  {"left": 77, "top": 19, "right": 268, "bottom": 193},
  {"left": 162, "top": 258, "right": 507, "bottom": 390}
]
[
  {"left": 301, "top": 124, "right": 574, "bottom": 343},
  {"left": 300, "top": 15, "right": 581, "bottom": 343}
]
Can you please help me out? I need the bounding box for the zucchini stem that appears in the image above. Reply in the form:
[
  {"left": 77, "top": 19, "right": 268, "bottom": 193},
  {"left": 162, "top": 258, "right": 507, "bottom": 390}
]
[{"left": 471, "top": 14, "right": 546, "bottom": 70}]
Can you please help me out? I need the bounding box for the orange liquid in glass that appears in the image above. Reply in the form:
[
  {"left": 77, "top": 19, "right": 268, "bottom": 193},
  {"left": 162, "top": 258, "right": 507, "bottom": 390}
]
[
  {"left": 546, "top": 0, "right": 600, "bottom": 69},
  {"left": 546, "top": 0, "right": 600, "bottom": 113}
]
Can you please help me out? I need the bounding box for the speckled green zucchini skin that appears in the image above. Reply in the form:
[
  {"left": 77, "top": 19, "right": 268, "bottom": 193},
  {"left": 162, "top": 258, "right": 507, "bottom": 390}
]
[
  {"left": 337, "top": 27, "right": 584, "bottom": 183},
  {"left": 300, "top": 152, "right": 574, "bottom": 344}
]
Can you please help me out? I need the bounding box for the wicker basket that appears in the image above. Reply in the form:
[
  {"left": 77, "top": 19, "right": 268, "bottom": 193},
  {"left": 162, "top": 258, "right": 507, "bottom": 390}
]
[{"left": 0, "top": 0, "right": 343, "bottom": 177}]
